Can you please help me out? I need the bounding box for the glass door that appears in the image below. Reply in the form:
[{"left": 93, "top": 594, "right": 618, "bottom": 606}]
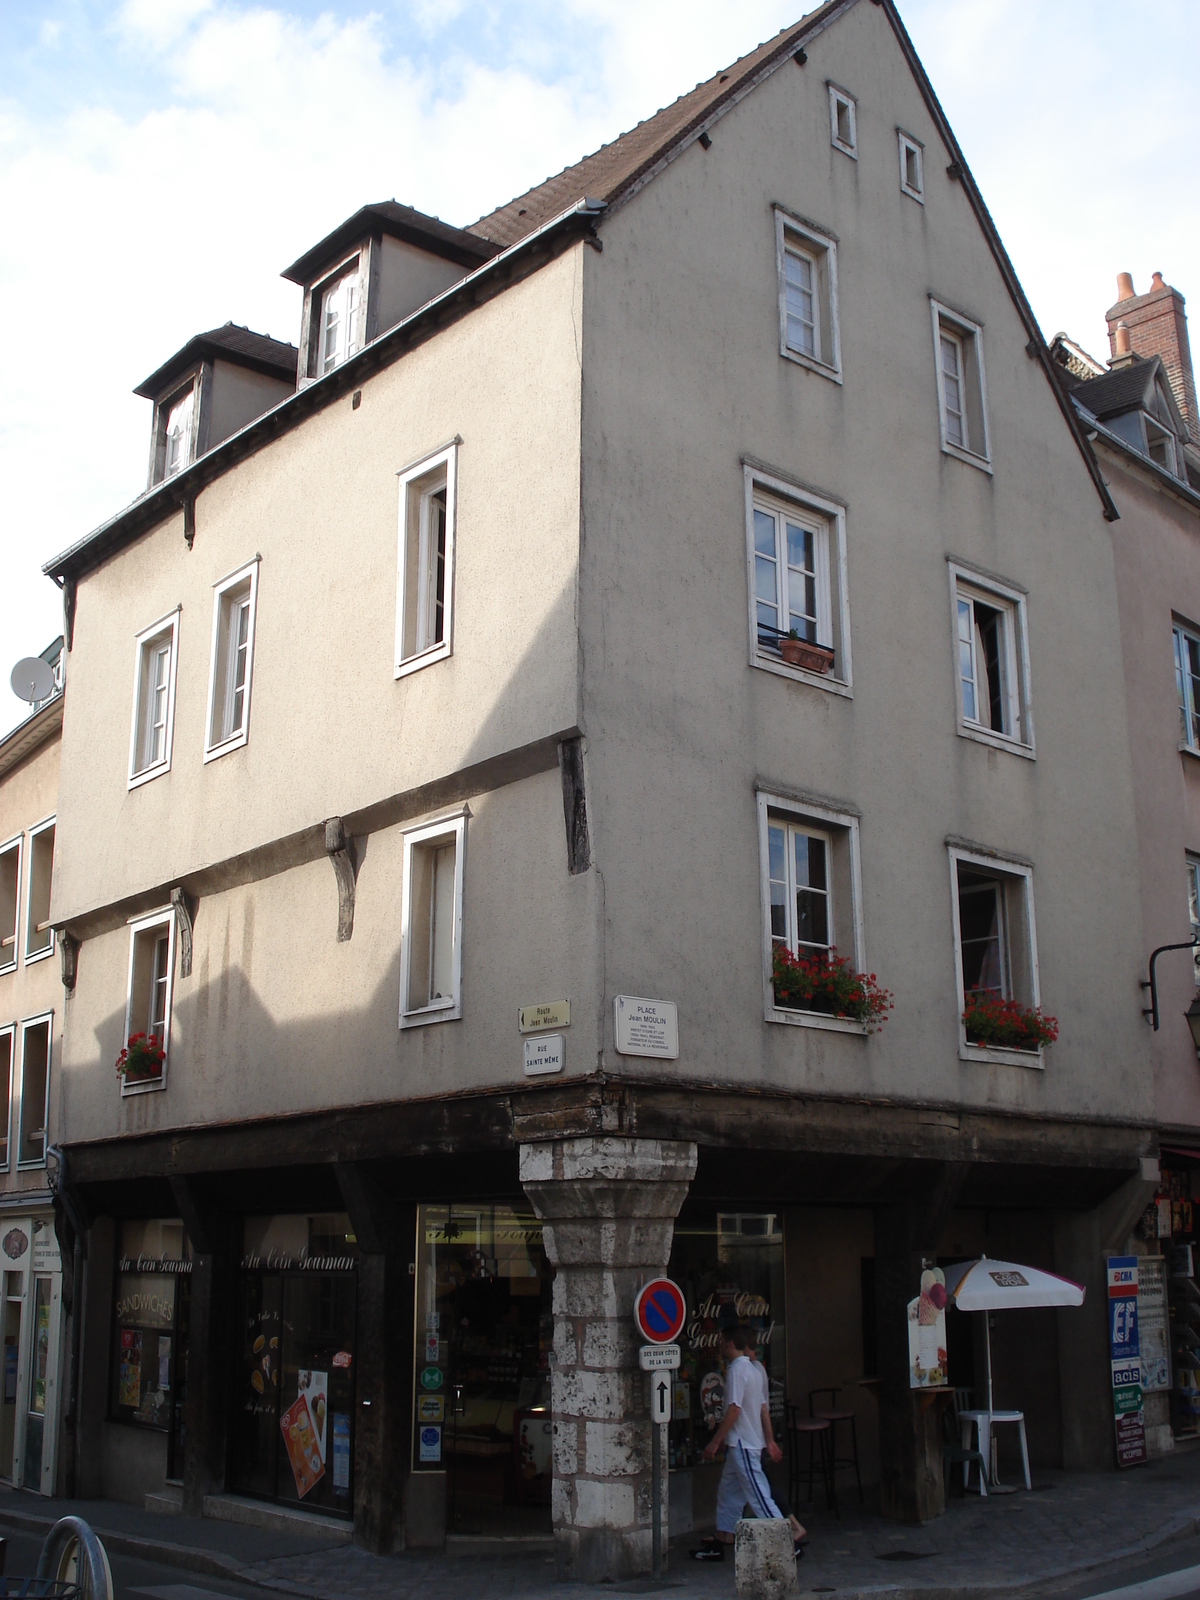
[
  {"left": 22, "top": 1277, "right": 50, "bottom": 1488},
  {"left": 1, "top": 1273, "right": 21, "bottom": 1479}
]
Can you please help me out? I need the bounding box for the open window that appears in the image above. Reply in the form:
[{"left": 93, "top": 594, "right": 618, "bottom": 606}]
[
  {"left": 1187, "top": 856, "right": 1200, "bottom": 985},
  {"left": 0, "top": 835, "right": 19, "bottom": 976},
  {"left": 1175, "top": 621, "right": 1200, "bottom": 753},
  {"left": 400, "top": 811, "right": 465, "bottom": 1028},
  {"left": 205, "top": 559, "right": 259, "bottom": 760},
  {"left": 931, "top": 300, "right": 991, "bottom": 469},
  {"left": 23, "top": 817, "right": 55, "bottom": 964},
  {"left": 898, "top": 131, "right": 924, "bottom": 201},
  {"left": 744, "top": 464, "right": 851, "bottom": 691},
  {"left": 757, "top": 788, "right": 865, "bottom": 1032},
  {"left": 128, "top": 610, "right": 180, "bottom": 789},
  {"left": 16, "top": 1015, "right": 50, "bottom": 1168},
  {"left": 123, "top": 908, "right": 176, "bottom": 1094},
  {"left": 948, "top": 845, "right": 1041, "bottom": 1063},
  {"left": 315, "top": 258, "right": 362, "bottom": 377},
  {"left": 395, "top": 443, "right": 457, "bottom": 678},
  {"left": 949, "top": 565, "right": 1032, "bottom": 755},
  {"left": 0, "top": 1026, "right": 12, "bottom": 1169},
  {"left": 828, "top": 86, "right": 857, "bottom": 157},
  {"left": 774, "top": 209, "right": 841, "bottom": 381}
]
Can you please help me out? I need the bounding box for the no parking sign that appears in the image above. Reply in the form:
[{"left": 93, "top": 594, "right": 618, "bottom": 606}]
[{"left": 634, "top": 1278, "right": 686, "bottom": 1344}]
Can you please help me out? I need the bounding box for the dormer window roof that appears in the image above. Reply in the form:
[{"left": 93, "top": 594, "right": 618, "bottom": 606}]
[
  {"left": 281, "top": 200, "right": 497, "bottom": 288},
  {"left": 1064, "top": 353, "right": 1190, "bottom": 484},
  {"left": 134, "top": 323, "right": 299, "bottom": 489}
]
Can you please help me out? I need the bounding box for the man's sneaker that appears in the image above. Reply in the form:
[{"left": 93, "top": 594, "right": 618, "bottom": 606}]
[{"left": 692, "top": 1544, "right": 725, "bottom": 1561}]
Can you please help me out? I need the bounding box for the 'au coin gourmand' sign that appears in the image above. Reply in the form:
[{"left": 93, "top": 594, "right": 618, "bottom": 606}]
[{"left": 614, "top": 996, "right": 678, "bottom": 1059}]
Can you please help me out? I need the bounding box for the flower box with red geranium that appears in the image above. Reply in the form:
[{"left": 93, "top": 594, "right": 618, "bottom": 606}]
[
  {"left": 962, "top": 996, "right": 1057, "bottom": 1053},
  {"left": 771, "top": 946, "right": 893, "bottom": 1031},
  {"left": 116, "top": 1032, "right": 165, "bottom": 1084}
]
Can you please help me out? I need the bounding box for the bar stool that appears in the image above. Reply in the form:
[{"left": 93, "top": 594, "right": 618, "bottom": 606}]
[
  {"left": 786, "top": 1404, "right": 833, "bottom": 1510},
  {"left": 808, "top": 1387, "right": 864, "bottom": 1509}
]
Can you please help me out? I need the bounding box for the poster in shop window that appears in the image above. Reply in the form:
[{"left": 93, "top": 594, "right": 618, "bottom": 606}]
[
  {"left": 297, "top": 1370, "right": 329, "bottom": 1462},
  {"left": 1138, "top": 1256, "right": 1171, "bottom": 1393},
  {"left": 907, "top": 1268, "right": 948, "bottom": 1388},
  {"left": 119, "top": 1329, "right": 142, "bottom": 1409},
  {"left": 279, "top": 1393, "right": 324, "bottom": 1499}
]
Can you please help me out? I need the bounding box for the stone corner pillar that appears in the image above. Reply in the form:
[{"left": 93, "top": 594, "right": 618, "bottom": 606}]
[{"left": 519, "top": 1136, "right": 697, "bottom": 1584}]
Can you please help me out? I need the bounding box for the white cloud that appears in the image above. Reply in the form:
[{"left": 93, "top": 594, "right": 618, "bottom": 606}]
[{"left": 1, "top": 0, "right": 1197, "bottom": 737}]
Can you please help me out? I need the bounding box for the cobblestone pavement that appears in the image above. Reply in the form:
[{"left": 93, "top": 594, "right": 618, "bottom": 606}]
[{"left": 241, "top": 1451, "right": 1200, "bottom": 1600}]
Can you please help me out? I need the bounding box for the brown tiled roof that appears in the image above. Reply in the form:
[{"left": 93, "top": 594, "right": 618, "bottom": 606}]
[
  {"left": 282, "top": 200, "right": 498, "bottom": 286},
  {"left": 471, "top": 4, "right": 839, "bottom": 249}
]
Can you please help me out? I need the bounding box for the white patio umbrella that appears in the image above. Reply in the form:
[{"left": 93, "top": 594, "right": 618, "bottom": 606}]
[{"left": 944, "top": 1256, "right": 1085, "bottom": 1426}]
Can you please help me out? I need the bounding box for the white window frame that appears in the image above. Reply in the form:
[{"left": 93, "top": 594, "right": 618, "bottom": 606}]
[
  {"left": 947, "top": 563, "right": 1034, "bottom": 758},
  {"left": 318, "top": 259, "right": 361, "bottom": 377},
  {"left": 1176, "top": 621, "right": 1200, "bottom": 756},
  {"left": 1187, "top": 856, "right": 1200, "bottom": 986},
  {"left": 757, "top": 788, "right": 866, "bottom": 1036},
  {"left": 898, "top": 131, "right": 924, "bottom": 201},
  {"left": 1144, "top": 417, "right": 1179, "bottom": 478},
  {"left": 127, "top": 608, "right": 181, "bottom": 790},
  {"left": 774, "top": 209, "right": 842, "bottom": 382},
  {"left": 395, "top": 441, "right": 458, "bottom": 681},
  {"left": 203, "top": 558, "right": 260, "bottom": 762},
  {"left": 399, "top": 809, "right": 466, "bottom": 1029},
  {"left": 947, "top": 844, "right": 1041, "bottom": 1068},
  {"left": 828, "top": 85, "right": 857, "bottom": 157},
  {"left": 931, "top": 299, "right": 992, "bottom": 471},
  {"left": 16, "top": 1012, "right": 52, "bottom": 1170},
  {"left": 122, "top": 907, "right": 176, "bottom": 1096},
  {"left": 0, "top": 833, "right": 21, "bottom": 977},
  {"left": 22, "top": 814, "right": 56, "bottom": 967},
  {"left": 743, "top": 464, "right": 852, "bottom": 696},
  {"left": 0, "top": 1024, "right": 13, "bottom": 1172}
]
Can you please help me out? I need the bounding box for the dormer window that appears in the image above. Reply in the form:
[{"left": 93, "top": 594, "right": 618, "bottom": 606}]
[
  {"left": 319, "top": 265, "right": 360, "bottom": 375},
  {"left": 1144, "top": 416, "right": 1179, "bottom": 477},
  {"left": 163, "top": 386, "right": 195, "bottom": 478}
]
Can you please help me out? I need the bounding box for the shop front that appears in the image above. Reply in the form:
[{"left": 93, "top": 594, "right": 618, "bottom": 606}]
[
  {"left": 230, "top": 1213, "right": 359, "bottom": 1518},
  {"left": 109, "top": 1219, "right": 191, "bottom": 1488},
  {"left": 0, "top": 1210, "right": 63, "bottom": 1493},
  {"left": 410, "top": 1202, "right": 553, "bottom": 1536}
]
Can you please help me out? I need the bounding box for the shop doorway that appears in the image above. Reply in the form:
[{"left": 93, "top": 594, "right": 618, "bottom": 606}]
[
  {"left": 413, "top": 1204, "right": 553, "bottom": 1536},
  {"left": 230, "top": 1214, "right": 357, "bottom": 1519}
]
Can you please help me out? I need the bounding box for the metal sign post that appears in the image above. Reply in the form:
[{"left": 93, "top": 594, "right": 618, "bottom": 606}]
[{"left": 649, "top": 1370, "right": 672, "bottom": 1577}]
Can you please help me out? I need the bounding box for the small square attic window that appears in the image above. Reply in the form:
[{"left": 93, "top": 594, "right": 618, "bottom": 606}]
[
  {"left": 829, "top": 87, "right": 856, "bottom": 157},
  {"left": 899, "top": 132, "right": 924, "bottom": 200}
]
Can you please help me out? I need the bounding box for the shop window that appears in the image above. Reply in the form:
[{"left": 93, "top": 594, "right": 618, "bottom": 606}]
[
  {"left": 23, "top": 819, "right": 55, "bottom": 964},
  {"left": 395, "top": 443, "right": 458, "bottom": 679},
  {"left": 400, "top": 812, "right": 465, "bottom": 1027},
  {"left": 666, "top": 1206, "right": 786, "bottom": 1470},
  {"left": 0, "top": 1027, "right": 11, "bottom": 1170},
  {"left": 0, "top": 836, "right": 20, "bottom": 974},
  {"left": 744, "top": 466, "right": 851, "bottom": 692},
  {"left": 128, "top": 610, "right": 180, "bottom": 789},
  {"left": 949, "top": 845, "right": 1042, "bottom": 1062},
  {"left": 17, "top": 1017, "right": 50, "bottom": 1169},
  {"left": 111, "top": 1220, "right": 191, "bottom": 1470},
  {"left": 231, "top": 1214, "right": 358, "bottom": 1516},
  {"left": 205, "top": 560, "right": 259, "bottom": 760},
  {"left": 123, "top": 908, "right": 176, "bottom": 1094},
  {"left": 412, "top": 1204, "right": 552, "bottom": 1525}
]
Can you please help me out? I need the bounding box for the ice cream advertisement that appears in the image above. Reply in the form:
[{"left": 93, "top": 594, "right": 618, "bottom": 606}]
[
  {"left": 279, "top": 1392, "right": 325, "bottom": 1498},
  {"left": 907, "top": 1267, "right": 948, "bottom": 1388},
  {"left": 297, "top": 1369, "right": 329, "bottom": 1463}
]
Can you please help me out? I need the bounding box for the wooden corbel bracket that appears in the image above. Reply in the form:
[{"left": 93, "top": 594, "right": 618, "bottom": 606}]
[
  {"left": 170, "top": 887, "right": 197, "bottom": 977},
  {"left": 325, "top": 818, "right": 358, "bottom": 942}
]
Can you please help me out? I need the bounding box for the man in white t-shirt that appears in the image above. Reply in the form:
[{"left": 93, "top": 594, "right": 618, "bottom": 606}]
[{"left": 699, "top": 1325, "right": 785, "bottom": 1552}]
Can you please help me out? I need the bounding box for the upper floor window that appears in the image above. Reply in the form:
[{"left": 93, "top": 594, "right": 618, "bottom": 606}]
[
  {"left": 1187, "top": 856, "right": 1200, "bottom": 984},
  {"left": 123, "top": 908, "right": 175, "bottom": 1095},
  {"left": 23, "top": 817, "right": 55, "bottom": 965},
  {"left": 949, "top": 845, "right": 1041, "bottom": 1064},
  {"left": 320, "top": 265, "right": 360, "bottom": 376},
  {"left": 898, "top": 131, "right": 924, "bottom": 201},
  {"left": 828, "top": 86, "right": 857, "bottom": 157},
  {"left": 0, "top": 836, "right": 20, "bottom": 976},
  {"left": 162, "top": 385, "right": 195, "bottom": 479},
  {"left": 949, "top": 565, "right": 1033, "bottom": 756},
  {"left": 205, "top": 560, "right": 259, "bottom": 760},
  {"left": 128, "top": 610, "right": 180, "bottom": 789},
  {"left": 931, "top": 300, "right": 991, "bottom": 470},
  {"left": 1175, "top": 621, "right": 1200, "bottom": 752},
  {"left": 774, "top": 209, "right": 841, "bottom": 382},
  {"left": 17, "top": 1015, "right": 51, "bottom": 1168},
  {"left": 744, "top": 464, "right": 851, "bottom": 693},
  {"left": 1145, "top": 417, "right": 1181, "bottom": 478},
  {"left": 396, "top": 442, "right": 458, "bottom": 679},
  {"left": 400, "top": 811, "right": 466, "bottom": 1028}
]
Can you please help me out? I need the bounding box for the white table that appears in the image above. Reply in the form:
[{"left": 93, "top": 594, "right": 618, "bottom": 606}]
[{"left": 960, "top": 1409, "right": 1031, "bottom": 1492}]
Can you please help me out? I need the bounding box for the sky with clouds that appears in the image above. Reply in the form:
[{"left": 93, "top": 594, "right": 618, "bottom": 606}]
[{"left": 1, "top": 0, "right": 1197, "bottom": 736}]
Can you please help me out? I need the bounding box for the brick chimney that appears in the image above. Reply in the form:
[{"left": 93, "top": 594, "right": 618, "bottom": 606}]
[{"left": 1106, "top": 271, "right": 1198, "bottom": 442}]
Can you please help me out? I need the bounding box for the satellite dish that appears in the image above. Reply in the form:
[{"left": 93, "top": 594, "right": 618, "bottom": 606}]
[{"left": 10, "top": 658, "right": 55, "bottom": 705}]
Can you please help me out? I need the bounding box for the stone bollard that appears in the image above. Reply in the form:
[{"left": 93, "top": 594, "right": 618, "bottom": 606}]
[{"left": 734, "top": 1517, "right": 800, "bottom": 1600}]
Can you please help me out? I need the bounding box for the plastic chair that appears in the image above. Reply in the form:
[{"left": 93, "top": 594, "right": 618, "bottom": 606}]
[
  {"left": 944, "top": 1394, "right": 987, "bottom": 1497},
  {"left": 808, "top": 1386, "right": 864, "bottom": 1507},
  {"left": 786, "top": 1403, "right": 834, "bottom": 1510}
]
